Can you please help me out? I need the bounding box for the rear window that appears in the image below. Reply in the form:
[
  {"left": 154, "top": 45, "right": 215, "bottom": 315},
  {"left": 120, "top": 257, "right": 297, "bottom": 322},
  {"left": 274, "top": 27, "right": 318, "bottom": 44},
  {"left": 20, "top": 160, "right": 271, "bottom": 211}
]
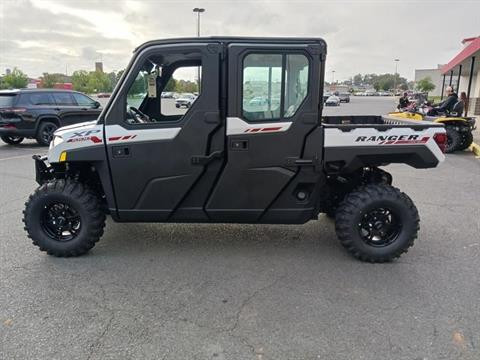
[
  {"left": 53, "top": 92, "right": 76, "bottom": 106},
  {"left": 0, "top": 94, "right": 16, "bottom": 107},
  {"left": 27, "top": 92, "right": 55, "bottom": 106}
]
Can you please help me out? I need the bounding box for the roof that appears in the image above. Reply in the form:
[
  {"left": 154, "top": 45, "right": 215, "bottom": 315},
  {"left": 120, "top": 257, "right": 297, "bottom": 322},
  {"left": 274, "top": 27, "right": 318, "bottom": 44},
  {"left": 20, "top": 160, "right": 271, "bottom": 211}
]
[
  {"left": 0, "top": 88, "right": 77, "bottom": 94},
  {"left": 134, "top": 36, "right": 327, "bottom": 54},
  {"left": 441, "top": 36, "right": 480, "bottom": 74}
]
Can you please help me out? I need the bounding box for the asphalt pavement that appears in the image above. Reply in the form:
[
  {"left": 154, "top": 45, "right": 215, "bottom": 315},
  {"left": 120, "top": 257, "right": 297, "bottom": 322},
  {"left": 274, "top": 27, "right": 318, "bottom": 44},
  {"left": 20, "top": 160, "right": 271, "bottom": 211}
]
[{"left": 1, "top": 96, "right": 479, "bottom": 360}]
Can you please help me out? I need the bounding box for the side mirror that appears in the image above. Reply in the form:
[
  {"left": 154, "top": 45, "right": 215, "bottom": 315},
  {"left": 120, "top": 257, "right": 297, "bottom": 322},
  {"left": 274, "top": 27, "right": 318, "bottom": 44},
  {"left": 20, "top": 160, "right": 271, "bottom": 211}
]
[{"left": 93, "top": 101, "right": 101, "bottom": 109}]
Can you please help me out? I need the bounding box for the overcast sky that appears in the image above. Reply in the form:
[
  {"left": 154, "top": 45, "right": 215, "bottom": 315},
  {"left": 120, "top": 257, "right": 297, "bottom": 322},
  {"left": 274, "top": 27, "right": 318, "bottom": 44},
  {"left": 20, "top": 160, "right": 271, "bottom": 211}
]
[{"left": 1, "top": 0, "right": 479, "bottom": 80}]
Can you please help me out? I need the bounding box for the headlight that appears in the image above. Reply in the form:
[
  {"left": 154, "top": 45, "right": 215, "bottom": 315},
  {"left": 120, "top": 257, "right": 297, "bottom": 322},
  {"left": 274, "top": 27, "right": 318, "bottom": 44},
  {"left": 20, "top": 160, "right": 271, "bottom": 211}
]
[{"left": 50, "top": 135, "right": 64, "bottom": 149}]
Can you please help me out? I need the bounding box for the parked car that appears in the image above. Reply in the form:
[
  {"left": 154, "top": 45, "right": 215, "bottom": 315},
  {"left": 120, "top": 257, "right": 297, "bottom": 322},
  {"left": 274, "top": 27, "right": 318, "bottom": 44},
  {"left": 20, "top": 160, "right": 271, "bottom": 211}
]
[
  {"left": 338, "top": 92, "right": 350, "bottom": 103},
  {"left": 96, "top": 93, "right": 111, "bottom": 98},
  {"left": 161, "top": 92, "right": 174, "bottom": 98},
  {"left": 175, "top": 93, "right": 197, "bottom": 108},
  {"left": 325, "top": 95, "right": 340, "bottom": 106},
  {"left": 0, "top": 89, "right": 101, "bottom": 146}
]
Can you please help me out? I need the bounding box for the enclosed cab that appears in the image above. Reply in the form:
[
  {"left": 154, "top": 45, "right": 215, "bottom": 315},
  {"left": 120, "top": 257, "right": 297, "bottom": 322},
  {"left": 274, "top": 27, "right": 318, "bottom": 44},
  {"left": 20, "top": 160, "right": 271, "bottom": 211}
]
[{"left": 24, "top": 37, "right": 447, "bottom": 262}]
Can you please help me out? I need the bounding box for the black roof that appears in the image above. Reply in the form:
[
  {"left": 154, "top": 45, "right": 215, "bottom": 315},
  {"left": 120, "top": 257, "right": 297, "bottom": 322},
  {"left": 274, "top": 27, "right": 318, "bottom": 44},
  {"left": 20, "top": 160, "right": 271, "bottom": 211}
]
[
  {"left": 134, "top": 36, "right": 327, "bottom": 54},
  {"left": 0, "top": 88, "right": 79, "bottom": 94}
]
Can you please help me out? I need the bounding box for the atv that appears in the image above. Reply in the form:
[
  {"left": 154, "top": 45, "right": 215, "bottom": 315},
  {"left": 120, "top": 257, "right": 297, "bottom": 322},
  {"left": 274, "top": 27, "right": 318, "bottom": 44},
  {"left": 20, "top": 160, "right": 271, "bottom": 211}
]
[{"left": 389, "top": 101, "right": 475, "bottom": 153}]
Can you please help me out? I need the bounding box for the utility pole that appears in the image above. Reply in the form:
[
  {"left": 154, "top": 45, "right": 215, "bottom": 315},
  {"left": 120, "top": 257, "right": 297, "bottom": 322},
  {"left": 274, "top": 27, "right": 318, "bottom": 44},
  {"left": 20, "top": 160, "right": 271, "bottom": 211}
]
[
  {"left": 332, "top": 70, "right": 335, "bottom": 91},
  {"left": 393, "top": 59, "right": 399, "bottom": 94},
  {"left": 193, "top": 7, "right": 205, "bottom": 91}
]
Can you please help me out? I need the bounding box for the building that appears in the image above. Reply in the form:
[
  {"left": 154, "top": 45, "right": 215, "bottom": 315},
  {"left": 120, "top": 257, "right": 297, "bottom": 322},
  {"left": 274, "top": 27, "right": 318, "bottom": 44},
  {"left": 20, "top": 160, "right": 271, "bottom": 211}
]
[
  {"left": 441, "top": 36, "right": 480, "bottom": 116},
  {"left": 95, "top": 62, "right": 104, "bottom": 73},
  {"left": 414, "top": 65, "right": 446, "bottom": 97}
]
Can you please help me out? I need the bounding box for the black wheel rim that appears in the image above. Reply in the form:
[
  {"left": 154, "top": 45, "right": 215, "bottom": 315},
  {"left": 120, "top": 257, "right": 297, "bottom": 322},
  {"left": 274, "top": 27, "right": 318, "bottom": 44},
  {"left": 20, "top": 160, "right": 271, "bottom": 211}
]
[
  {"left": 9, "top": 136, "right": 22, "bottom": 143},
  {"left": 42, "top": 125, "right": 56, "bottom": 143},
  {"left": 41, "top": 202, "right": 81, "bottom": 242},
  {"left": 358, "top": 208, "right": 402, "bottom": 247}
]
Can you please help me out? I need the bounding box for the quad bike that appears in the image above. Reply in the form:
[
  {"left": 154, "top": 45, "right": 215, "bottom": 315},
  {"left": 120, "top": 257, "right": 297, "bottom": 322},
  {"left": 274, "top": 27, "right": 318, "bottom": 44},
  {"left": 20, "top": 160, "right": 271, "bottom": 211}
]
[{"left": 389, "top": 101, "right": 476, "bottom": 153}]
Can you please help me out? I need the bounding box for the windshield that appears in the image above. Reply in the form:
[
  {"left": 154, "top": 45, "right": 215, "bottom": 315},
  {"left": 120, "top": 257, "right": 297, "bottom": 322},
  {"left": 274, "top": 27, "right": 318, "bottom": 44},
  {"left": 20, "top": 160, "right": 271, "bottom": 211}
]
[{"left": 0, "top": 94, "right": 16, "bottom": 108}]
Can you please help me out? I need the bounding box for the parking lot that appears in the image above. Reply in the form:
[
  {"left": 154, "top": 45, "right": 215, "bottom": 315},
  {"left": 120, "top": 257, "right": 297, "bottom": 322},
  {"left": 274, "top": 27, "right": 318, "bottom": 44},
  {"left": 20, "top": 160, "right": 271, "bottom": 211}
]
[{"left": 1, "top": 96, "right": 479, "bottom": 359}]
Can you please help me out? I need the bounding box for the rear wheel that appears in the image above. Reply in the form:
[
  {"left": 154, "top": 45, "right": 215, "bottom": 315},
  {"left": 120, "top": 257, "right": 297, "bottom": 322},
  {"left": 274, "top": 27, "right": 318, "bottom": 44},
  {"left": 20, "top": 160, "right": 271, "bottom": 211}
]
[
  {"left": 335, "top": 184, "right": 419, "bottom": 263},
  {"left": 23, "top": 179, "right": 106, "bottom": 257},
  {"left": 445, "top": 126, "right": 461, "bottom": 153},
  {"left": 36, "top": 121, "right": 58, "bottom": 146},
  {"left": 457, "top": 130, "right": 473, "bottom": 151},
  {"left": 1, "top": 135, "right": 24, "bottom": 145}
]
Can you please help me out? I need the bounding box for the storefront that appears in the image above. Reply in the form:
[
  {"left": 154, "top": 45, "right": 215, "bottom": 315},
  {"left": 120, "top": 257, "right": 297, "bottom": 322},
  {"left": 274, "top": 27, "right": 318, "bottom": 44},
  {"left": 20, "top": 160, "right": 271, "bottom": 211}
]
[{"left": 441, "top": 36, "right": 480, "bottom": 116}]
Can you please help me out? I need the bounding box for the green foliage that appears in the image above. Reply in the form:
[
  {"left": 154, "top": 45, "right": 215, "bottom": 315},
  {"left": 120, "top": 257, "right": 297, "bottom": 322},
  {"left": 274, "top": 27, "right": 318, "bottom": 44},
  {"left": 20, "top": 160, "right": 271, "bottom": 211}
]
[
  {"left": 416, "top": 77, "right": 435, "bottom": 93},
  {"left": 354, "top": 73, "right": 408, "bottom": 91},
  {"left": 41, "top": 73, "right": 64, "bottom": 88},
  {"left": 174, "top": 79, "right": 198, "bottom": 93},
  {"left": 1, "top": 68, "right": 28, "bottom": 89},
  {"left": 71, "top": 70, "right": 113, "bottom": 94},
  {"left": 164, "top": 77, "right": 177, "bottom": 92}
]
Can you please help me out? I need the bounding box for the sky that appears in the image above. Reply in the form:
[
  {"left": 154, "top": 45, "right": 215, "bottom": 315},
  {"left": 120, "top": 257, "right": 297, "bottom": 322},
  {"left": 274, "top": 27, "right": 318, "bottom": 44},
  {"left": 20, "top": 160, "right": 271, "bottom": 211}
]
[{"left": 0, "top": 0, "right": 479, "bottom": 81}]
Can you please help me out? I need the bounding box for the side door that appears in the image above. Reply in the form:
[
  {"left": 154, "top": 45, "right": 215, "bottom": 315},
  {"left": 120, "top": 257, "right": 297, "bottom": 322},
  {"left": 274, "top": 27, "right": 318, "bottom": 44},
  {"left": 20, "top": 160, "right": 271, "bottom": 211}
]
[
  {"left": 104, "top": 42, "right": 224, "bottom": 221},
  {"left": 71, "top": 92, "right": 102, "bottom": 122},
  {"left": 51, "top": 92, "right": 82, "bottom": 126},
  {"left": 206, "top": 42, "right": 324, "bottom": 223}
]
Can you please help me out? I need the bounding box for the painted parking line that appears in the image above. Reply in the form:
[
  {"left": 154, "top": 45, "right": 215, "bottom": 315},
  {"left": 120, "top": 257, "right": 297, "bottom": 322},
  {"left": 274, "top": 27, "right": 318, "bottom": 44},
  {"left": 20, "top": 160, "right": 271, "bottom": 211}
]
[
  {"left": 0, "top": 154, "right": 37, "bottom": 162},
  {"left": 468, "top": 142, "right": 480, "bottom": 158}
]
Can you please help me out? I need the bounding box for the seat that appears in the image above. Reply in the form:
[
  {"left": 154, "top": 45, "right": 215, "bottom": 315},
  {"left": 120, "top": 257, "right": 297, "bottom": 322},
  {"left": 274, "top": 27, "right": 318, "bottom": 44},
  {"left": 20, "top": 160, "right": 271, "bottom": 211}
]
[{"left": 450, "top": 101, "right": 464, "bottom": 117}]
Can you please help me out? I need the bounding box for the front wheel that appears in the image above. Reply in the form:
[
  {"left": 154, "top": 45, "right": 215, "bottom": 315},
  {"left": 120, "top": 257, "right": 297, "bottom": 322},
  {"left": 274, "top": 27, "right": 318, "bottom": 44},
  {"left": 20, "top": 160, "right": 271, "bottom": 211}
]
[
  {"left": 23, "top": 179, "right": 106, "bottom": 257},
  {"left": 1, "top": 135, "right": 24, "bottom": 145},
  {"left": 335, "top": 184, "right": 419, "bottom": 263}
]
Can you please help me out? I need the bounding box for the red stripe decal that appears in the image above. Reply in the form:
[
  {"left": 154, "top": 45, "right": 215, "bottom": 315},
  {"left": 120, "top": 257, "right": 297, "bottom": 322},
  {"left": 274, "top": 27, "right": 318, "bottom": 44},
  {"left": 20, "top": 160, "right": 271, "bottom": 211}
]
[
  {"left": 122, "top": 135, "right": 131, "bottom": 140},
  {"left": 108, "top": 136, "right": 121, "bottom": 141},
  {"left": 261, "top": 127, "right": 282, "bottom": 132}
]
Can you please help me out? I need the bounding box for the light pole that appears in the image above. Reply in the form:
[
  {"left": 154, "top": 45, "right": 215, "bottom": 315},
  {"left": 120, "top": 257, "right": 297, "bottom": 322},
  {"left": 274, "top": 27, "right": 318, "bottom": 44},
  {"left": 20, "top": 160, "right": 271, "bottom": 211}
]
[
  {"left": 193, "top": 8, "right": 205, "bottom": 91},
  {"left": 332, "top": 70, "right": 335, "bottom": 91},
  {"left": 393, "top": 58, "right": 399, "bottom": 94}
]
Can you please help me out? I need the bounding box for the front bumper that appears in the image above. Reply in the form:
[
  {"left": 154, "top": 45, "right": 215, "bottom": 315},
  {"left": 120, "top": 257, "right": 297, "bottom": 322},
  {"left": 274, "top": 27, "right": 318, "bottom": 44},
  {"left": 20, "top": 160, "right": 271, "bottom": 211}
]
[{"left": 33, "top": 155, "right": 53, "bottom": 185}]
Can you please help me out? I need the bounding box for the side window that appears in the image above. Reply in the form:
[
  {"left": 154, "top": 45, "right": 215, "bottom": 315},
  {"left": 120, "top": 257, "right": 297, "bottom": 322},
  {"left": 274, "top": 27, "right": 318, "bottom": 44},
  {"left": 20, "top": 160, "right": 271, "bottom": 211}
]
[
  {"left": 161, "top": 66, "right": 200, "bottom": 117},
  {"left": 53, "top": 92, "right": 75, "bottom": 106},
  {"left": 28, "top": 93, "right": 55, "bottom": 106},
  {"left": 125, "top": 56, "right": 202, "bottom": 125},
  {"left": 242, "top": 54, "right": 282, "bottom": 121},
  {"left": 72, "top": 93, "right": 95, "bottom": 107},
  {"left": 242, "top": 53, "right": 309, "bottom": 121},
  {"left": 284, "top": 55, "right": 309, "bottom": 117}
]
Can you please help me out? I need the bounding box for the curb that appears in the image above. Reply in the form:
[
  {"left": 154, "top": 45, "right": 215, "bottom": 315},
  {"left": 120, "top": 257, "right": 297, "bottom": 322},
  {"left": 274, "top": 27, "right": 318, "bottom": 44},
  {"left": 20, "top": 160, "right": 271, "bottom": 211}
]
[{"left": 468, "top": 142, "right": 480, "bottom": 158}]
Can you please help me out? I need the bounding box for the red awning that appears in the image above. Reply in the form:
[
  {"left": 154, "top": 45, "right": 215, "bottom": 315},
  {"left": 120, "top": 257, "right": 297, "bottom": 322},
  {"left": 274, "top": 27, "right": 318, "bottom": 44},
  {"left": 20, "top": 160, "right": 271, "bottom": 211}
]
[{"left": 441, "top": 37, "right": 480, "bottom": 74}]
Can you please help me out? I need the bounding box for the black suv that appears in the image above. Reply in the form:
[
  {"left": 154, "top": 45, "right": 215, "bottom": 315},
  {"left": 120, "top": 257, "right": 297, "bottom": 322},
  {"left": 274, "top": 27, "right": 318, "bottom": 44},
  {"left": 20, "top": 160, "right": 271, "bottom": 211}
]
[{"left": 0, "top": 89, "right": 101, "bottom": 146}]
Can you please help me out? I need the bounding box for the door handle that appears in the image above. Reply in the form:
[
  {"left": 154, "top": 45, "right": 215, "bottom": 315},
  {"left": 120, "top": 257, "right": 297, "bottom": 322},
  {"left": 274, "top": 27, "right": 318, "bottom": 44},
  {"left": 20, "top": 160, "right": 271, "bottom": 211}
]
[
  {"left": 191, "top": 150, "right": 223, "bottom": 165},
  {"left": 230, "top": 139, "right": 248, "bottom": 150},
  {"left": 53, "top": 108, "right": 61, "bottom": 111},
  {"left": 112, "top": 146, "right": 131, "bottom": 158}
]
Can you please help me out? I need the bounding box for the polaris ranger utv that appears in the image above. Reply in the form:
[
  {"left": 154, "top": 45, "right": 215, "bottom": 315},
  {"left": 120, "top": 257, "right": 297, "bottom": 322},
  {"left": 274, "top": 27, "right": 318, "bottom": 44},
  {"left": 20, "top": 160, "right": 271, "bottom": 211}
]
[{"left": 23, "top": 37, "right": 448, "bottom": 262}]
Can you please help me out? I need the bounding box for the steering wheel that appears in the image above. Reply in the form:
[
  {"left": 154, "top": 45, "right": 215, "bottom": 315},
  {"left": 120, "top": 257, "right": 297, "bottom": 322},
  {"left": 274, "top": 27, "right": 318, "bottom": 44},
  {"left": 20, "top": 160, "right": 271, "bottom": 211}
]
[{"left": 129, "top": 106, "right": 151, "bottom": 123}]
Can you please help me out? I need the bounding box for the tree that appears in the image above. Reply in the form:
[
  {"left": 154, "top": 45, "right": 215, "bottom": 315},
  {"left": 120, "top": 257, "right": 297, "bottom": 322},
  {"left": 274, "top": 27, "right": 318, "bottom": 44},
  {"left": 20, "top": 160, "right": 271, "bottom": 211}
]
[
  {"left": 1, "top": 68, "right": 28, "bottom": 89},
  {"left": 416, "top": 76, "right": 435, "bottom": 93},
  {"left": 353, "top": 74, "right": 363, "bottom": 86},
  {"left": 41, "top": 73, "right": 64, "bottom": 88},
  {"left": 72, "top": 70, "right": 91, "bottom": 93},
  {"left": 164, "top": 77, "right": 177, "bottom": 92}
]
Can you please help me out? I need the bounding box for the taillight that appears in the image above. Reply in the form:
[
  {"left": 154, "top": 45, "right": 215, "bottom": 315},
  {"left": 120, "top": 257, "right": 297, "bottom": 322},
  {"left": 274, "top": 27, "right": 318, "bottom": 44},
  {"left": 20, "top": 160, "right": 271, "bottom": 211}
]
[
  {"left": 1, "top": 107, "right": 27, "bottom": 113},
  {"left": 4, "top": 124, "right": 16, "bottom": 129},
  {"left": 433, "top": 132, "right": 447, "bottom": 153}
]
